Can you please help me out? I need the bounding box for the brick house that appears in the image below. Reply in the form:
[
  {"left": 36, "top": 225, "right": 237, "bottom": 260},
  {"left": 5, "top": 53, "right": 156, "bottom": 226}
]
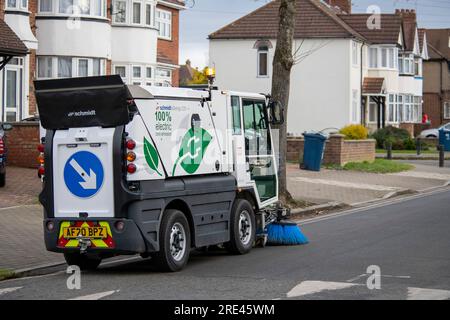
[
  {"left": 0, "top": 0, "right": 185, "bottom": 123},
  {"left": 422, "top": 29, "right": 450, "bottom": 128},
  {"left": 209, "top": 0, "right": 428, "bottom": 135}
]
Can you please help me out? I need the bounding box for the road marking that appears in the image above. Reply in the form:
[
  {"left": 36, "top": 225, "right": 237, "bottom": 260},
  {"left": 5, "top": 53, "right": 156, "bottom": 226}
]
[
  {"left": 69, "top": 290, "right": 119, "bottom": 300},
  {"left": 407, "top": 287, "right": 450, "bottom": 300},
  {"left": 287, "top": 281, "right": 359, "bottom": 298},
  {"left": 389, "top": 171, "right": 450, "bottom": 181},
  {"left": 347, "top": 273, "right": 411, "bottom": 283},
  {"left": 293, "top": 177, "right": 400, "bottom": 191},
  {"left": 0, "top": 287, "right": 22, "bottom": 296},
  {"left": 295, "top": 187, "right": 450, "bottom": 226}
]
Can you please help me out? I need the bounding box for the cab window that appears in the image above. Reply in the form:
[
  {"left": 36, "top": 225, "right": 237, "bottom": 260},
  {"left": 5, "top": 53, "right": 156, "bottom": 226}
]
[
  {"left": 242, "top": 99, "right": 271, "bottom": 156},
  {"left": 230, "top": 96, "right": 242, "bottom": 135}
]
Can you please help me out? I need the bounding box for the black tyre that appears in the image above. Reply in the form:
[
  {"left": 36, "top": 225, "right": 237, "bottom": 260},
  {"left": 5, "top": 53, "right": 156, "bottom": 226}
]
[
  {"left": 64, "top": 253, "right": 102, "bottom": 271},
  {"left": 225, "top": 199, "right": 255, "bottom": 254},
  {"left": 153, "top": 209, "right": 191, "bottom": 272},
  {"left": 0, "top": 172, "right": 5, "bottom": 188}
]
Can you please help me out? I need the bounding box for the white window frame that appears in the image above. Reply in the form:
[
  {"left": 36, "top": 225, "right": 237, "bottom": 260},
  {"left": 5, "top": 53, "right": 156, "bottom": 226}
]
[
  {"left": 257, "top": 47, "right": 269, "bottom": 78},
  {"left": 36, "top": 56, "right": 106, "bottom": 79},
  {"left": 155, "top": 67, "right": 172, "bottom": 86},
  {"left": 2, "top": 58, "right": 24, "bottom": 122},
  {"left": 399, "top": 53, "right": 415, "bottom": 75},
  {"left": 6, "top": 0, "right": 28, "bottom": 11},
  {"left": 352, "top": 41, "right": 358, "bottom": 66},
  {"left": 38, "top": 0, "right": 107, "bottom": 18},
  {"left": 132, "top": 1, "right": 142, "bottom": 25},
  {"left": 368, "top": 46, "right": 398, "bottom": 70},
  {"left": 368, "top": 102, "right": 378, "bottom": 124},
  {"left": 444, "top": 102, "right": 450, "bottom": 120},
  {"left": 156, "top": 8, "right": 172, "bottom": 40}
]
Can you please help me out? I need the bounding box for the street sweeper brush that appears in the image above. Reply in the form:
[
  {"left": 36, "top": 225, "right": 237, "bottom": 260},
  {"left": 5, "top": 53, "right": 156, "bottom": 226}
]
[{"left": 266, "top": 221, "right": 309, "bottom": 245}]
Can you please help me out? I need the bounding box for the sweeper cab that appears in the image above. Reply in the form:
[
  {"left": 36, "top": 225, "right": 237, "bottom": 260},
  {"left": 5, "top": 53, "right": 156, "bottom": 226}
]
[{"left": 35, "top": 75, "right": 288, "bottom": 272}]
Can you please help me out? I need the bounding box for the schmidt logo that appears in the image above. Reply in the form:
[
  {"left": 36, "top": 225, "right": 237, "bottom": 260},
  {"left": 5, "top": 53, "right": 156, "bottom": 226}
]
[{"left": 67, "top": 110, "right": 96, "bottom": 117}]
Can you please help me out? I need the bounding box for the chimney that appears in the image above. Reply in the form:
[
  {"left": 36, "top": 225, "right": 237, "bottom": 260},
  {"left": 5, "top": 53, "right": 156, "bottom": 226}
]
[
  {"left": 395, "top": 9, "right": 417, "bottom": 23},
  {"left": 324, "top": 0, "right": 352, "bottom": 14}
]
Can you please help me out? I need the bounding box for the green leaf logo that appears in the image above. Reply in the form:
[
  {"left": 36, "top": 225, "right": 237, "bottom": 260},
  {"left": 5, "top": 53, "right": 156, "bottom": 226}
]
[
  {"left": 172, "top": 128, "right": 213, "bottom": 176},
  {"left": 144, "top": 137, "right": 163, "bottom": 176}
]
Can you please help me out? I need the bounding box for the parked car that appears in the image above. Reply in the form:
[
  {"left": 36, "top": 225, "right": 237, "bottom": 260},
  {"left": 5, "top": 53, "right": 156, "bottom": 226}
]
[
  {"left": 418, "top": 123, "right": 450, "bottom": 139},
  {"left": 0, "top": 123, "right": 13, "bottom": 187}
]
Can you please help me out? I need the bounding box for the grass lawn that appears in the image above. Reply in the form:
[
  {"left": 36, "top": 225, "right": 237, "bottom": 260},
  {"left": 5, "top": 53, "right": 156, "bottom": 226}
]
[
  {"left": 0, "top": 269, "right": 15, "bottom": 281},
  {"left": 376, "top": 149, "right": 438, "bottom": 154},
  {"left": 342, "top": 159, "right": 414, "bottom": 174}
]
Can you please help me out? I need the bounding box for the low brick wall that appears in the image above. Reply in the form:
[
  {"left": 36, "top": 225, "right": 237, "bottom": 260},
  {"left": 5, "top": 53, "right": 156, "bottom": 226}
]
[
  {"left": 287, "top": 134, "right": 376, "bottom": 166},
  {"left": 4, "top": 122, "right": 40, "bottom": 168},
  {"left": 399, "top": 123, "right": 414, "bottom": 138}
]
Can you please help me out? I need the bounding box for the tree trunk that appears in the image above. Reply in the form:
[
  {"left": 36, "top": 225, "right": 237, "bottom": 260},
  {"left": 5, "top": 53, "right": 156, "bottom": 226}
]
[{"left": 271, "top": 0, "right": 296, "bottom": 206}]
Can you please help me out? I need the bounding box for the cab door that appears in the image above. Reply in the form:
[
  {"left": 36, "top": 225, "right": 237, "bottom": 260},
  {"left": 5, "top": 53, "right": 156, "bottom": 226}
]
[{"left": 231, "top": 95, "right": 278, "bottom": 207}]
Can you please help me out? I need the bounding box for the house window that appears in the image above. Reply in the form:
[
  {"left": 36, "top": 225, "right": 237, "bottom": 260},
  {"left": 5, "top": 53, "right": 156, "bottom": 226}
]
[
  {"left": 133, "top": 66, "right": 141, "bottom": 78},
  {"left": 57, "top": 57, "right": 72, "bottom": 78},
  {"left": 414, "top": 58, "right": 422, "bottom": 77},
  {"left": 114, "top": 1, "right": 126, "bottom": 23},
  {"left": 156, "top": 9, "right": 172, "bottom": 39},
  {"left": 381, "top": 48, "right": 388, "bottom": 68},
  {"left": 388, "top": 94, "right": 397, "bottom": 123},
  {"left": 37, "top": 57, "right": 53, "bottom": 78},
  {"left": 78, "top": 0, "right": 90, "bottom": 14},
  {"left": 77, "top": 59, "right": 89, "bottom": 77},
  {"left": 231, "top": 96, "right": 242, "bottom": 135},
  {"left": 6, "top": 0, "right": 28, "bottom": 10},
  {"left": 146, "top": 67, "right": 152, "bottom": 78},
  {"left": 39, "top": 0, "right": 52, "bottom": 12},
  {"left": 257, "top": 46, "right": 268, "bottom": 77},
  {"left": 92, "top": 58, "right": 101, "bottom": 76},
  {"left": 145, "top": 3, "right": 152, "bottom": 26},
  {"left": 352, "top": 41, "right": 358, "bottom": 66},
  {"left": 369, "top": 48, "right": 377, "bottom": 68},
  {"left": 444, "top": 102, "right": 450, "bottom": 119},
  {"left": 351, "top": 90, "right": 359, "bottom": 123},
  {"left": 399, "top": 53, "right": 414, "bottom": 75},
  {"left": 115, "top": 66, "right": 126, "bottom": 77},
  {"left": 132, "top": 2, "right": 141, "bottom": 24},
  {"left": 369, "top": 102, "right": 378, "bottom": 123},
  {"left": 59, "top": 0, "right": 73, "bottom": 14}
]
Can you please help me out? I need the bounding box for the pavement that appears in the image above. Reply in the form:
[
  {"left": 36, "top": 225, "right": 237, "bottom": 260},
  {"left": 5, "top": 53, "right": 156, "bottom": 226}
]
[
  {"left": 287, "top": 161, "right": 450, "bottom": 206},
  {"left": 1, "top": 161, "right": 450, "bottom": 275},
  {"left": 376, "top": 152, "right": 450, "bottom": 160},
  {"left": 1, "top": 188, "right": 449, "bottom": 300}
]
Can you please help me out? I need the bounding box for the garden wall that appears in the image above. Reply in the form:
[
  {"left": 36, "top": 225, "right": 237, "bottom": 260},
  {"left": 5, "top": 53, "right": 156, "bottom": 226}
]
[
  {"left": 287, "top": 134, "right": 376, "bottom": 166},
  {"left": 4, "top": 122, "right": 40, "bottom": 168}
]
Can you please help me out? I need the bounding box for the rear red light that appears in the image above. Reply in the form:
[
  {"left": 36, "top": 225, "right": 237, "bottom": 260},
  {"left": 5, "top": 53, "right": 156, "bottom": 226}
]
[
  {"left": 37, "top": 144, "right": 45, "bottom": 153},
  {"left": 0, "top": 138, "right": 4, "bottom": 154},
  {"left": 127, "top": 163, "right": 137, "bottom": 174},
  {"left": 126, "top": 139, "right": 136, "bottom": 150},
  {"left": 38, "top": 166, "right": 45, "bottom": 176}
]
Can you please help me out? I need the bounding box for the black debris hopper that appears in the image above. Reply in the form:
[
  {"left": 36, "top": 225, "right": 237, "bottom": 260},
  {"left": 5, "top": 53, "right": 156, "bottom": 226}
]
[{"left": 34, "top": 75, "right": 133, "bottom": 130}]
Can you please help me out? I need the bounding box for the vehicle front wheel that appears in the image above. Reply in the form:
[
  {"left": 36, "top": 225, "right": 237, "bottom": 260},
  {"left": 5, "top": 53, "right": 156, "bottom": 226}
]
[
  {"left": 64, "top": 252, "right": 102, "bottom": 271},
  {"left": 153, "top": 209, "right": 191, "bottom": 272},
  {"left": 225, "top": 199, "right": 255, "bottom": 255}
]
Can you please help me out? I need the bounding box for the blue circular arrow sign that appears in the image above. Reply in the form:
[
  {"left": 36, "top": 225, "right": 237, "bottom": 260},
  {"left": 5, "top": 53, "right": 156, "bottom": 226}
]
[{"left": 64, "top": 151, "right": 104, "bottom": 198}]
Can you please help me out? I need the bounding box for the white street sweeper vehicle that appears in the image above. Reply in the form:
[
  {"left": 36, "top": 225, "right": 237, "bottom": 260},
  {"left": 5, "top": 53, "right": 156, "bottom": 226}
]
[{"left": 35, "top": 75, "right": 286, "bottom": 271}]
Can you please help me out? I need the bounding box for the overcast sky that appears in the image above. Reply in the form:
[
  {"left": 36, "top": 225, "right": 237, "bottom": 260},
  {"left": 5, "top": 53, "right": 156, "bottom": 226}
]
[{"left": 179, "top": 0, "right": 450, "bottom": 69}]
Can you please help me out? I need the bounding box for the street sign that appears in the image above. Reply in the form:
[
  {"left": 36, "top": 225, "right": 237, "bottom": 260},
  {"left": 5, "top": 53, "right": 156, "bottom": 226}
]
[{"left": 64, "top": 151, "right": 104, "bottom": 198}]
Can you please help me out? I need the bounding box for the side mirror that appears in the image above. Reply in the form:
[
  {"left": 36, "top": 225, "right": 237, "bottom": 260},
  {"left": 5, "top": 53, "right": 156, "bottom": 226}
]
[
  {"left": 268, "top": 100, "right": 284, "bottom": 125},
  {"left": 1, "top": 123, "right": 13, "bottom": 131}
]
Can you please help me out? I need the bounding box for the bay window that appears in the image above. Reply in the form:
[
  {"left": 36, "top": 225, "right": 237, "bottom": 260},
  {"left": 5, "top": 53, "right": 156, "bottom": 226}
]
[
  {"left": 114, "top": 1, "right": 126, "bottom": 23},
  {"left": 112, "top": 0, "right": 155, "bottom": 26},
  {"left": 399, "top": 53, "right": 414, "bottom": 75},
  {"left": 368, "top": 46, "right": 397, "bottom": 70},
  {"left": 39, "top": 0, "right": 106, "bottom": 17},
  {"left": 115, "top": 66, "right": 126, "bottom": 78},
  {"left": 37, "top": 56, "right": 106, "bottom": 79}
]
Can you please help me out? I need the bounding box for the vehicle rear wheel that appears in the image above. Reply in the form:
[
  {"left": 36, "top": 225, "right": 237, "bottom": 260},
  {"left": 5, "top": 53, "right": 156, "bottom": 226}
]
[
  {"left": 426, "top": 135, "right": 437, "bottom": 138},
  {"left": 153, "top": 209, "right": 191, "bottom": 272},
  {"left": 225, "top": 199, "right": 255, "bottom": 255},
  {"left": 64, "top": 252, "right": 102, "bottom": 271},
  {"left": 0, "top": 172, "right": 5, "bottom": 188}
]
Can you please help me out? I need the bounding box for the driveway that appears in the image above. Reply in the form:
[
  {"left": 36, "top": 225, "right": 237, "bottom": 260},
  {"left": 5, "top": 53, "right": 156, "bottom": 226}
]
[{"left": 0, "top": 167, "right": 41, "bottom": 208}]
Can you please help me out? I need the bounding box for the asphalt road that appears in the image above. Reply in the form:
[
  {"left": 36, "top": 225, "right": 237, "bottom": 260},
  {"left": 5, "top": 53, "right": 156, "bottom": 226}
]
[{"left": 1, "top": 189, "right": 450, "bottom": 300}]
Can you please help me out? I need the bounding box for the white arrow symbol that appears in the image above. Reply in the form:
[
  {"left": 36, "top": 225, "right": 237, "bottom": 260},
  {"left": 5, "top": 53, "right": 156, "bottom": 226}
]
[{"left": 69, "top": 158, "right": 97, "bottom": 190}]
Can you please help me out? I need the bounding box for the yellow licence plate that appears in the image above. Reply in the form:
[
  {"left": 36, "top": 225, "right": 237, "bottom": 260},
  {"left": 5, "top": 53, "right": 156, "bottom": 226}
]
[{"left": 62, "top": 226, "right": 108, "bottom": 239}]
